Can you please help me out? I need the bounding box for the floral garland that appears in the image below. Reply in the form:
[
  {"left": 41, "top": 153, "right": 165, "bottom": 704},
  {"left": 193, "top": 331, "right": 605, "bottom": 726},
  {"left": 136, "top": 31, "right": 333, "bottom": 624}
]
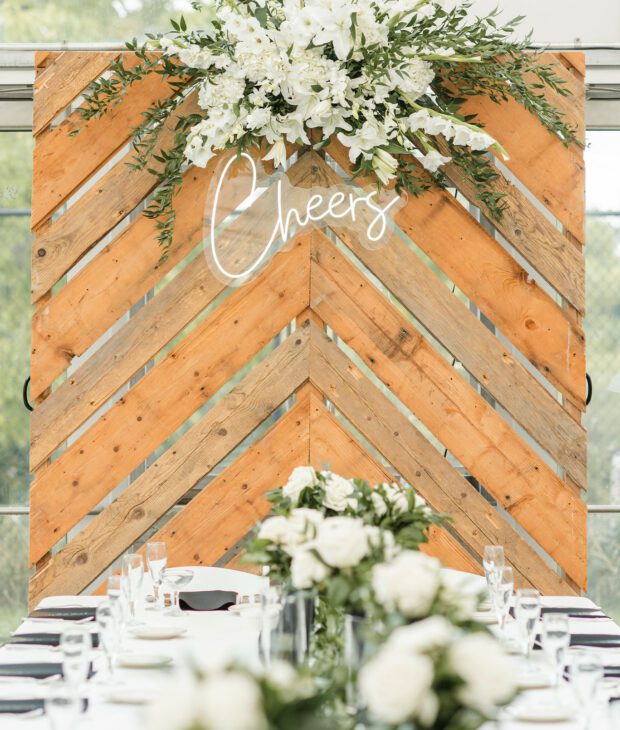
[{"left": 80, "top": 0, "right": 577, "bottom": 254}]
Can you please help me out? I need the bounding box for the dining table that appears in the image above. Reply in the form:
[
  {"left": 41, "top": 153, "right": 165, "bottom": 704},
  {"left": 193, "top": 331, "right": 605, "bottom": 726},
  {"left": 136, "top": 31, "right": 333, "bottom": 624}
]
[{"left": 1, "top": 567, "right": 619, "bottom": 729}]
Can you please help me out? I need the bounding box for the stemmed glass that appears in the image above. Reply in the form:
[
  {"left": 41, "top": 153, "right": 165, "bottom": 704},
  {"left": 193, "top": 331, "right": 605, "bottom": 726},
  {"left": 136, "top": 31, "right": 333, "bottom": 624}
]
[
  {"left": 571, "top": 651, "right": 603, "bottom": 729},
  {"left": 483, "top": 545, "right": 505, "bottom": 595},
  {"left": 492, "top": 566, "right": 514, "bottom": 635},
  {"left": 515, "top": 588, "right": 541, "bottom": 662},
  {"left": 44, "top": 680, "right": 81, "bottom": 730},
  {"left": 121, "top": 553, "right": 144, "bottom": 624},
  {"left": 146, "top": 542, "right": 167, "bottom": 610},
  {"left": 60, "top": 627, "right": 92, "bottom": 693},
  {"left": 95, "top": 601, "right": 119, "bottom": 683},
  {"left": 542, "top": 612, "right": 570, "bottom": 689},
  {"left": 162, "top": 568, "right": 193, "bottom": 616}
]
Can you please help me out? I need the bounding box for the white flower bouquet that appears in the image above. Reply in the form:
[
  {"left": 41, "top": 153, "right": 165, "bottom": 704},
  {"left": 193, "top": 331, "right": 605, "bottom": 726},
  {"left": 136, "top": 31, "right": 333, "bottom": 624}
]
[
  {"left": 359, "top": 617, "right": 517, "bottom": 729},
  {"left": 81, "top": 0, "right": 578, "bottom": 252},
  {"left": 146, "top": 661, "right": 331, "bottom": 730},
  {"left": 265, "top": 466, "right": 441, "bottom": 550}
]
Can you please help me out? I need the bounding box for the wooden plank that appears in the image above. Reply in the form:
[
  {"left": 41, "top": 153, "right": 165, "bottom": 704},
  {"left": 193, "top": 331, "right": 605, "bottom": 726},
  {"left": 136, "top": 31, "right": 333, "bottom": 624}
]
[
  {"left": 440, "top": 152, "right": 586, "bottom": 317},
  {"left": 31, "top": 93, "right": 200, "bottom": 303},
  {"left": 308, "top": 393, "right": 482, "bottom": 576},
  {"left": 308, "top": 323, "right": 575, "bottom": 595},
  {"left": 29, "top": 325, "right": 311, "bottom": 603},
  {"left": 33, "top": 52, "right": 118, "bottom": 136},
  {"left": 461, "top": 81, "right": 585, "bottom": 243},
  {"left": 29, "top": 238, "right": 311, "bottom": 564},
  {"left": 30, "top": 178, "right": 313, "bottom": 460},
  {"left": 308, "top": 152, "right": 586, "bottom": 488},
  {"left": 326, "top": 139, "right": 585, "bottom": 403},
  {"left": 311, "top": 236, "right": 587, "bottom": 586},
  {"left": 30, "top": 146, "right": 282, "bottom": 399},
  {"left": 142, "top": 401, "right": 310, "bottom": 567},
  {"left": 31, "top": 53, "right": 176, "bottom": 229}
]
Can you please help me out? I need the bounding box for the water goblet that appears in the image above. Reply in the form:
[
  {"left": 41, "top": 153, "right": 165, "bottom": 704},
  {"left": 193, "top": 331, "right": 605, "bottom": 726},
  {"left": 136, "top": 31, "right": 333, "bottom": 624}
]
[
  {"left": 162, "top": 568, "right": 193, "bottom": 616},
  {"left": 44, "top": 680, "right": 81, "bottom": 730},
  {"left": 96, "top": 601, "right": 119, "bottom": 683},
  {"left": 541, "top": 612, "right": 570, "bottom": 689},
  {"left": 571, "top": 651, "right": 603, "bottom": 730},
  {"left": 483, "top": 545, "right": 504, "bottom": 594},
  {"left": 121, "top": 552, "right": 144, "bottom": 623},
  {"left": 515, "top": 588, "right": 541, "bottom": 662},
  {"left": 492, "top": 566, "right": 514, "bottom": 636},
  {"left": 60, "top": 627, "right": 92, "bottom": 692},
  {"left": 146, "top": 541, "right": 168, "bottom": 610}
]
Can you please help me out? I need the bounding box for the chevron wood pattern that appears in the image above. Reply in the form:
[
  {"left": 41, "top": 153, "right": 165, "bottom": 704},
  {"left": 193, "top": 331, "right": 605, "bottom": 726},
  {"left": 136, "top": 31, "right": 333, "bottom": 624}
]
[{"left": 29, "top": 51, "right": 587, "bottom": 605}]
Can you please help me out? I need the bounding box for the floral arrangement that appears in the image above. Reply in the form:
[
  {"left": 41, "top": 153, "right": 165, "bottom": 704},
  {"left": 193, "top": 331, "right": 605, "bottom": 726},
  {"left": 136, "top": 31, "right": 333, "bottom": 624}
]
[
  {"left": 265, "top": 466, "right": 441, "bottom": 549},
  {"left": 358, "top": 617, "right": 516, "bottom": 729},
  {"left": 147, "top": 661, "right": 331, "bottom": 730},
  {"left": 80, "top": 0, "right": 578, "bottom": 253}
]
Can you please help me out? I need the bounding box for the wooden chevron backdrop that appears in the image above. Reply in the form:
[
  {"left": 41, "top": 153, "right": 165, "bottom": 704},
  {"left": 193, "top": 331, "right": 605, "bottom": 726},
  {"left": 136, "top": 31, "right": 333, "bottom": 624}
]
[{"left": 28, "top": 51, "right": 587, "bottom": 605}]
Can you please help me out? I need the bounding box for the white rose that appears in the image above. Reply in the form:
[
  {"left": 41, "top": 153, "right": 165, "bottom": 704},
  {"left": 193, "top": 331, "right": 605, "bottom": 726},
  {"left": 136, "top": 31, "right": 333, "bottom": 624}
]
[
  {"left": 370, "top": 490, "right": 388, "bottom": 517},
  {"left": 364, "top": 525, "right": 399, "bottom": 560},
  {"left": 282, "top": 467, "right": 317, "bottom": 504},
  {"left": 359, "top": 647, "right": 436, "bottom": 725},
  {"left": 439, "top": 571, "right": 480, "bottom": 620},
  {"left": 387, "top": 616, "right": 456, "bottom": 654},
  {"left": 372, "top": 550, "right": 441, "bottom": 618},
  {"left": 323, "top": 473, "right": 356, "bottom": 512},
  {"left": 197, "top": 671, "right": 267, "bottom": 730},
  {"left": 314, "top": 516, "right": 369, "bottom": 568},
  {"left": 290, "top": 547, "right": 330, "bottom": 589},
  {"left": 449, "top": 633, "right": 515, "bottom": 715},
  {"left": 258, "top": 510, "right": 320, "bottom": 552},
  {"left": 257, "top": 515, "right": 291, "bottom": 544},
  {"left": 372, "top": 482, "right": 409, "bottom": 516}
]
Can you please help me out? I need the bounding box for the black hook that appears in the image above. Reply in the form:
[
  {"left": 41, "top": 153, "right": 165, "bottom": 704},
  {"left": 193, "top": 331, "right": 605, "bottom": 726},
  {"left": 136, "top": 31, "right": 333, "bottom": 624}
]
[
  {"left": 23, "top": 376, "right": 33, "bottom": 412},
  {"left": 585, "top": 373, "right": 593, "bottom": 407}
]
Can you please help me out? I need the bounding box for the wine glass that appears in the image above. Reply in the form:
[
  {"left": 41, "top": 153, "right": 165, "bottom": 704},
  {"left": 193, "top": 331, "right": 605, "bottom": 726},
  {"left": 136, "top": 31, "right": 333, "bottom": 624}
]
[
  {"left": 483, "top": 545, "right": 504, "bottom": 595},
  {"left": 44, "top": 680, "right": 81, "bottom": 730},
  {"left": 542, "top": 612, "right": 570, "bottom": 689},
  {"left": 162, "top": 568, "right": 193, "bottom": 616},
  {"left": 146, "top": 542, "right": 167, "bottom": 609},
  {"left": 96, "top": 601, "right": 119, "bottom": 683},
  {"left": 571, "top": 651, "right": 603, "bottom": 729},
  {"left": 121, "top": 553, "right": 144, "bottom": 623},
  {"left": 60, "top": 627, "right": 92, "bottom": 692},
  {"left": 515, "top": 588, "right": 541, "bottom": 662},
  {"left": 492, "top": 566, "right": 514, "bottom": 635}
]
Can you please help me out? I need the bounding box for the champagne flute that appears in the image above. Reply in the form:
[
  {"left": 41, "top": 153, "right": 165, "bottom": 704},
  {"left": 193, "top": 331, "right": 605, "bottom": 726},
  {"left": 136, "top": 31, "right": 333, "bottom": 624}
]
[
  {"left": 96, "top": 601, "right": 119, "bottom": 683},
  {"left": 483, "top": 545, "right": 504, "bottom": 595},
  {"left": 146, "top": 541, "right": 167, "bottom": 610},
  {"left": 492, "top": 566, "right": 514, "bottom": 636},
  {"left": 571, "top": 651, "right": 603, "bottom": 729},
  {"left": 60, "top": 627, "right": 92, "bottom": 692},
  {"left": 162, "top": 568, "right": 193, "bottom": 617},
  {"left": 44, "top": 680, "right": 81, "bottom": 730},
  {"left": 542, "top": 612, "right": 570, "bottom": 689},
  {"left": 121, "top": 553, "right": 144, "bottom": 624},
  {"left": 515, "top": 588, "right": 541, "bottom": 663}
]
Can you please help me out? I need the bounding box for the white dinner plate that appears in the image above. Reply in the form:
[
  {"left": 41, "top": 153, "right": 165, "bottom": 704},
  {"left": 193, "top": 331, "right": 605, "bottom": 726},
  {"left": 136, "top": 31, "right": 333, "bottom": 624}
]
[
  {"left": 472, "top": 610, "right": 498, "bottom": 625},
  {"left": 509, "top": 702, "right": 575, "bottom": 722},
  {"left": 130, "top": 626, "right": 187, "bottom": 640},
  {"left": 117, "top": 652, "right": 173, "bottom": 669},
  {"left": 104, "top": 688, "right": 156, "bottom": 705},
  {"left": 515, "top": 671, "right": 554, "bottom": 689}
]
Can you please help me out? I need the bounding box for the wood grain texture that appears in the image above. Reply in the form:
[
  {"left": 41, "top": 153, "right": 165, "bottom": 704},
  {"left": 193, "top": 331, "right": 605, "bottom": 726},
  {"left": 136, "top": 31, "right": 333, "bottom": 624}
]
[
  {"left": 29, "top": 323, "right": 311, "bottom": 604},
  {"left": 31, "top": 94, "right": 200, "bottom": 303},
  {"left": 31, "top": 54, "right": 176, "bottom": 229},
  {"left": 308, "top": 324, "right": 575, "bottom": 595},
  {"left": 33, "top": 52, "right": 118, "bottom": 136},
  {"left": 311, "top": 235, "right": 586, "bottom": 587},
  {"left": 29, "top": 239, "right": 311, "bottom": 563},
  {"left": 308, "top": 393, "right": 482, "bottom": 575}
]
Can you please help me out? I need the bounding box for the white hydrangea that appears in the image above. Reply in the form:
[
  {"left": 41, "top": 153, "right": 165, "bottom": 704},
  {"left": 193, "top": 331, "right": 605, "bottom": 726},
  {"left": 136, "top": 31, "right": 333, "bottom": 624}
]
[
  {"left": 372, "top": 550, "right": 441, "bottom": 618},
  {"left": 314, "top": 516, "right": 369, "bottom": 568}
]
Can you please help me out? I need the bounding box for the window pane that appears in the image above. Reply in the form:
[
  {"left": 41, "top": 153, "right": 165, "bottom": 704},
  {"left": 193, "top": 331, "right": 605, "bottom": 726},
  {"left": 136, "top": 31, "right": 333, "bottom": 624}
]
[
  {"left": 0, "top": 1, "right": 201, "bottom": 42},
  {"left": 0, "top": 132, "right": 32, "bottom": 506},
  {"left": 0, "top": 515, "right": 28, "bottom": 634},
  {"left": 588, "top": 513, "right": 620, "bottom": 621}
]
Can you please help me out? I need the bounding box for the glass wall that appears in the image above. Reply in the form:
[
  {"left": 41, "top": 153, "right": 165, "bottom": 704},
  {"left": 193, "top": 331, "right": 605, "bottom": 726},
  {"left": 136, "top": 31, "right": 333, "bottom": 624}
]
[
  {"left": 584, "top": 131, "right": 620, "bottom": 617},
  {"left": 0, "top": 131, "right": 33, "bottom": 633}
]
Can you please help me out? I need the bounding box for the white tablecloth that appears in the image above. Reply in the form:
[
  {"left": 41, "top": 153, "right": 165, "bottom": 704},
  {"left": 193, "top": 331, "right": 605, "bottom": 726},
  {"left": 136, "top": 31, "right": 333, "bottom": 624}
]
[{"left": 1, "top": 567, "right": 619, "bottom": 729}]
